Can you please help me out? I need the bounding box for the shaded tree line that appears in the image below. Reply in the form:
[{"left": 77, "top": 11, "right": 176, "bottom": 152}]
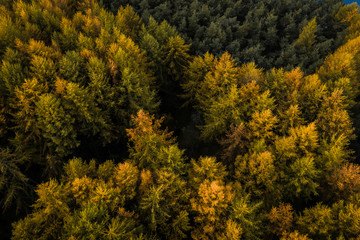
[{"left": 106, "top": 0, "right": 350, "bottom": 73}]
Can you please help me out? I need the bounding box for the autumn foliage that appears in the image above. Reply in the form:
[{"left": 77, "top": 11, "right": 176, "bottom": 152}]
[{"left": 1, "top": 0, "right": 360, "bottom": 239}]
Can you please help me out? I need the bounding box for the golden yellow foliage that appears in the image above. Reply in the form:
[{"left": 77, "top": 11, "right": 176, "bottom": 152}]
[
  {"left": 54, "top": 77, "right": 67, "bottom": 95},
  {"left": 139, "top": 169, "right": 153, "bottom": 196},
  {"left": 294, "top": 17, "right": 317, "bottom": 51},
  {"left": 112, "top": 162, "right": 139, "bottom": 200},
  {"left": 71, "top": 176, "right": 96, "bottom": 205},
  {"left": 280, "top": 231, "right": 311, "bottom": 240},
  {"left": 267, "top": 203, "right": 294, "bottom": 235},
  {"left": 248, "top": 109, "right": 278, "bottom": 141},
  {"left": 316, "top": 89, "right": 355, "bottom": 141},
  {"left": 126, "top": 110, "right": 174, "bottom": 154},
  {"left": 289, "top": 123, "right": 319, "bottom": 155},
  {"left": 327, "top": 163, "right": 360, "bottom": 199},
  {"left": 191, "top": 179, "right": 234, "bottom": 240}
]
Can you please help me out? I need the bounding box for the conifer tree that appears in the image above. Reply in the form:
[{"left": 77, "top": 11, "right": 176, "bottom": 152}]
[
  {"left": 294, "top": 17, "right": 318, "bottom": 52},
  {"left": 267, "top": 202, "right": 294, "bottom": 237},
  {"left": 126, "top": 110, "right": 184, "bottom": 172},
  {"left": 3, "top": 0, "right": 360, "bottom": 239},
  {"left": 326, "top": 163, "right": 360, "bottom": 200},
  {"left": 12, "top": 158, "right": 141, "bottom": 240},
  {"left": 127, "top": 110, "right": 190, "bottom": 239},
  {"left": 190, "top": 179, "right": 234, "bottom": 240},
  {"left": 0, "top": 148, "right": 29, "bottom": 212},
  {"left": 297, "top": 203, "right": 334, "bottom": 239},
  {"left": 316, "top": 89, "right": 354, "bottom": 141}
]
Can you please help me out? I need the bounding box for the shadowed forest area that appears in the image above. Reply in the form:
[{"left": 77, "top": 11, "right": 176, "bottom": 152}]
[{"left": 1, "top": 0, "right": 360, "bottom": 239}]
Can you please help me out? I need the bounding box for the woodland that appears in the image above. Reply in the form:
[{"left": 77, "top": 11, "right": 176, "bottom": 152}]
[{"left": 1, "top": 0, "right": 360, "bottom": 239}]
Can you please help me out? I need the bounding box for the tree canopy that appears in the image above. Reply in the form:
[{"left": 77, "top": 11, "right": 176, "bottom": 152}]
[
  {"left": 1, "top": 0, "right": 360, "bottom": 239},
  {"left": 107, "top": 0, "right": 350, "bottom": 73}
]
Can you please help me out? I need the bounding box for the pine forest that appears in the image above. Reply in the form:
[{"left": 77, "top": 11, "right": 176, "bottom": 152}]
[{"left": 2, "top": 0, "right": 360, "bottom": 239}]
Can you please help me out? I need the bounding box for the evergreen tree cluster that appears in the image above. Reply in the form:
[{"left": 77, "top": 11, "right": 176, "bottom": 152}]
[
  {"left": 106, "top": 0, "right": 350, "bottom": 73},
  {"left": 0, "top": 0, "right": 189, "bottom": 232},
  {"left": 1, "top": 0, "right": 360, "bottom": 239}
]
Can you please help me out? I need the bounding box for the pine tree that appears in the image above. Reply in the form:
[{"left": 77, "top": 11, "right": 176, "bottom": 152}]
[
  {"left": 326, "top": 163, "right": 360, "bottom": 200},
  {"left": 58, "top": 51, "right": 86, "bottom": 85},
  {"left": 12, "top": 158, "right": 141, "bottom": 240},
  {"left": 190, "top": 179, "right": 234, "bottom": 240},
  {"left": 35, "top": 93, "right": 79, "bottom": 157},
  {"left": 163, "top": 36, "right": 191, "bottom": 80},
  {"left": 126, "top": 110, "right": 185, "bottom": 172},
  {"left": 297, "top": 203, "right": 335, "bottom": 239},
  {"left": 267, "top": 203, "right": 294, "bottom": 237},
  {"left": 294, "top": 17, "right": 317, "bottom": 52},
  {"left": 0, "top": 148, "right": 29, "bottom": 211},
  {"left": 316, "top": 89, "right": 354, "bottom": 141},
  {"left": 188, "top": 156, "right": 227, "bottom": 189},
  {"left": 0, "top": 7, "right": 20, "bottom": 55},
  {"left": 182, "top": 52, "right": 215, "bottom": 105},
  {"left": 11, "top": 78, "right": 47, "bottom": 158},
  {"left": 235, "top": 140, "right": 279, "bottom": 203},
  {"left": 230, "top": 193, "right": 263, "bottom": 239},
  {"left": 332, "top": 199, "right": 360, "bottom": 239},
  {"left": 247, "top": 109, "right": 278, "bottom": 142},
  {"left": 115, "top": 5, "right": 142, "bottom": 41}
]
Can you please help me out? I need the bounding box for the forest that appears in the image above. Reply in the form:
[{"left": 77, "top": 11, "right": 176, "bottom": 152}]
[{"left": 1, "top": 0, "right": 360, "bottom": 239}]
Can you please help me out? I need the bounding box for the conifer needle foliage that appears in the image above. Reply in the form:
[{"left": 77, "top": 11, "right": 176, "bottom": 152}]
[{"left": 1, "top": 0, "right": 360, "bottom": 239}]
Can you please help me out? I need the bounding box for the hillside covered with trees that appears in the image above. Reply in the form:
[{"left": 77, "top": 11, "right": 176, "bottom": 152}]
[{"left": 1, "top": 0, "right": 360, "bottom": 239}]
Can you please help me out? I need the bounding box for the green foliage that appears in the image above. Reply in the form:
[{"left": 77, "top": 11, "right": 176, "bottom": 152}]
[
  {"left": 235, "top": 143, "right": 279, "bottom": 202},
  {"left": 138, "top": 168, "right": 190, "bottom": 239},
  {"left": 248, "top": 109, "right": 278, "bottom": 142},
  {"left": 126, "top": 110, "right": 185, "bottom": 172},
  {"left": 163, "top": 36, "right": 191, "bottom": 80},
  {"left": 335, "top": 3, "right": 360, "bottom": 41},
  {"left": 12, "top": 158, "right": 141, "bottom": 240},
  {"left": 0, "top": 0, "right": 160, "bottom": 189},
  {"left": 126, "top": 110, "right": 190, "bottom": 239},
  {"left": 287, "top": 156, "right": 319, "bottom": 200},
  {"left": 316, "top": 89, "right": 355, "bottom": 141},
  {"left": 11, "top": 78, "right": 47, "bottom": 159},
  {"left": 188, "top": 156, "right": 227, "bottom": 188},
  {"left": 112, "top": 0, "right": 347, "bottom": 73},
  {"left": 140, "top": 185, "right": 170, "bottom": 232},
  {"left": 318, "top": 36, "right": 360, "bottom": 99},
  {"left": 297, "top": 203, "right": 335, "bottom": 239},
  {"left": 184, "top": 52, "right": 272, "bottom": 140},
  {"left": 63, "top": 202, "right": 138, "bottom": 240},
  {"left": 30, "top": 55, "right": 56, "bottom": 83},
  {"left": 63, "top": 158, "right": 98, "bottom": 181},
  {"left": 0, "top": 10, "right": 20, "bottom": 55},
  {"left": 230, "top": 193, "right": 263, "bottom": 239},
  {"left": 332, "top": 200, "right": 360, "bottom": 239},
  {"left": 319, "top": 134, "right": 350, "bottom": 174},
  {"left": 58, "top": 51, "right": 86, "bottom": 85},
  {"left": 294, "top": 17, "right": 318, "bottom": 52},
  {"left": 2, "top": 0, "right": 360, "bottom": 239},
  {"left": 0, "top": 59, "right": 25, "bottom": 97},
  {"left": 115, "top": 5, "right": 142, "bottom": 41},
  {"left": 0, "top": 148, "right": 29, "bottom": 212},
  {"left": 297, "top": 199, "right": 360, "bottom": 239},
  {"left": 35, "top": 93, "right": 78, "bottom": 157}
]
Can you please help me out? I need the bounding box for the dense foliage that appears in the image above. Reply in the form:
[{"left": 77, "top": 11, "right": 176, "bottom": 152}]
[
  {"left": 107, "top": 0, "right": 350, "bottom": 73},
  {"left": 1, "top": 0, "right": 360, "bottom": 239}
]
